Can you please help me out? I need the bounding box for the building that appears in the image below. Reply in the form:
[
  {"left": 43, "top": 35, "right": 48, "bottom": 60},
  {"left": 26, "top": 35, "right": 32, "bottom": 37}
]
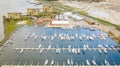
[
  {"left": 36, "top": 18, "right": 52, "bottom": 25},
  {"left": 43, "top": 5, "right": 53, "bottom": 13},
  {"left": 8, "top": 13, "right": 22, "bottom": 19},
  {"left": 49, "top": 20, "right": 70, "bottom": 27},
  {"left": 27, "top": 8, "right": 39, "bottom": 15}
]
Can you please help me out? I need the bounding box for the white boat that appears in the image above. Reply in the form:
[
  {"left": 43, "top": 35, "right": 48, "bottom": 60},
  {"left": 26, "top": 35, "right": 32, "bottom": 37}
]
[
  {"left": 86, "top": 44, "right": 89, "bottom": 49},
  {"left": 39, "top": 49, "right": 43, "bottom": 54},
  {"left": 89, "top": 36, "right": 94, "bottom": 40},
  {"left": 110, "top": 45, "right": 114, "bottom": 48},
  {"left": 24, "top": 34, "right": 30, "bottom": 40},
  {"left": 75, "top": 33, "right": 78, "bottom": 38},
  {"left": 98, "top": 49, "right": 102, "bottom": 54},
  {"left": 44, "top": 59, "right": 48, "bottom": 65},
  {"left": 51, "top": 36, "right": 54, "bottom": 40},
  {"left": 83, "top": 45, "right": 86, "bottom": 50},
  {"left": 98, "top": 44, "right": 103, "bottom": 49},
  {"left": 77, "top": 48, "right": 80, "bottom": 54},
  {"left": 8, "top": 40, "right": 13, "bottom": 44},
  {"left": 68, "top": 48, "right": 71, "bottom": 53},
  {"left": 48, "top": 45, "right": 52, "bottom": 49},
  {"left": 34, "top": 35, "right": 37, "bottom": 40},
  {"left": 30, "top": 33, "right": 35, "bottom": 38},
  {"left": 86, "top": 36, "right": 89, "bottom": 40},
  {"left": 103, "top": 48, "right": 107, "bottom": 54},
  {"left": 105, "top": 45, "right": 109, "bottom": 48},
  {"left": 104, "top": 60, "right": 109, "bottom": 65},
  {"left": 56, "top": 48, "right": 60, "bottom": 54},
  {"left": 67, "top": 59, "right": 70, "bottom": 65},
  {"left": 43, "top": 36, "right": 47, "bottom": 40},
  {"left": 90, "top": 28, "right": 95, "bottom": 31},
  {"left": 72, "top": 47, "right": 75, "bottom": 53},
  {"left": 84, "top": 44, "right": 89, "bottom": 50},
  {"left": 74, "top": 49, "right": 77, "bottom": 54},
  {"left": 86, "top": 60, "right": 90, "bottom": 66},
  {"left": 20, "top": 49, "right": 24, "bottom": 54},
  {"left": 79, "top": 36, "right": 82, "bottom": 40},
  {"left": 92, "top": 33, "right": 96, "bottom": 38},
  {"left": 92, "top": 56, "right": 97, "bottom": 65},
  {"left": 92, "top": 60, "right": 97, "bottom": 65},
  {"left": 34, "top": 25, "right": 38, "bottom": 28},
  {"left": 51, "top": 59, "right": 54, "bottom": 65},
  {"left": 38, "top": 44, "right": 42, "bottom": 48}
]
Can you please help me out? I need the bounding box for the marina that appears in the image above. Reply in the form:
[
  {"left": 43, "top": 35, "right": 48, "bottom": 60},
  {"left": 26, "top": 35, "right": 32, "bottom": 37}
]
[
  {"left": 0, "top": 26, "right": 120, "bottom": 66},
  {"left": 1, "top": 0, "right": 120, "bottom": 67}
]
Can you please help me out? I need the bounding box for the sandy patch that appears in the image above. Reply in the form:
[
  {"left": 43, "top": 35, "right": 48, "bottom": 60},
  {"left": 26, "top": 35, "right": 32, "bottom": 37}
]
[{"left": 17, "top": 21, "right": 26, "bottom": 25}]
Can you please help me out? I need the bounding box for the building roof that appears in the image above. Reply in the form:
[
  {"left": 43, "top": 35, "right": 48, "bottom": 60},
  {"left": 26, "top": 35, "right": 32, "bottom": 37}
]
[
  {"left": 52, "top": 20, "right": 69, "bottom": 25},
  {"left": 71, "top": 14, "right": 84, "bottom": 20},
  {"left": 8, "top": 12, "right": 21, "bottom": 14},
  {"left": 36, "top": 18, "right": 43, "bottom": 23},
  {"left": 36, "top": 18, "right": 53, "bottom": 23}
]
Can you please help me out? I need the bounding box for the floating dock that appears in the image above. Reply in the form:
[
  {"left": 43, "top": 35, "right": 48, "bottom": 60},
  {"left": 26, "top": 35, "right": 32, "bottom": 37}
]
[{"left": 14, "top": 47, "right": 120, "bottom": 51}]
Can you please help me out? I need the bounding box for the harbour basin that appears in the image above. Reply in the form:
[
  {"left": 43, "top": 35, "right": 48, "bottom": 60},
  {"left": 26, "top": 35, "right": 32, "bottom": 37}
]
[{"left": 0, "top": 26, "right": 120, "bottom": 66}]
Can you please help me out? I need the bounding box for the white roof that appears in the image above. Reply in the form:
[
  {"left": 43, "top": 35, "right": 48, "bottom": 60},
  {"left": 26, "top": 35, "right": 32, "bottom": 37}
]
[
  {"left": 71, "top": 14, "right": 84, "bottom": 20},
  {"left": 52, "top": 20, "right": 69, "bottom": 24},
  {"left": 63, "top": 12, "right": 72, "bottom": 16}
]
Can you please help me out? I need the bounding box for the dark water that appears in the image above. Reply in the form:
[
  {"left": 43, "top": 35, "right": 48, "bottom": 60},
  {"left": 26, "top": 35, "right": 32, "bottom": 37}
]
[{"left": 0, "top": 26, "right": 120, "bottom": 66}]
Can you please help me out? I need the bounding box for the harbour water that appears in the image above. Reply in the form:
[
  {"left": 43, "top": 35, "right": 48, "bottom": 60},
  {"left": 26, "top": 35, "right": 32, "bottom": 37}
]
[
  {"left": 0, "top": 26, "right": 120, "bottom": 66},
  {"left": 0, "top": 0, "right": 42, "bottom": 41}
]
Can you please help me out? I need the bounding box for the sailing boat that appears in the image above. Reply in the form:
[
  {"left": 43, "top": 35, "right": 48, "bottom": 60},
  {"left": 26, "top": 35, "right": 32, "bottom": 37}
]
[
  {"left": 67, "top": 59, "right": 70, "bottom": 65},
  {"left": 56, "top": 48, "right": 60, "bottom": 54},
  {"left": 79, "top": 36, "right": 82, "bottom": 40},
  {"left": 51, "top": 59, "right": 54, "bottom": 65},
  {"left": 44, "top": 59, "right": 48, "bottom": 65},
  {"left": 38, "top": 44, "right": 42, "bottom": 48},
  {"left": 98, "top": 49, "right": 102, "bottom": 54},
  {"left": 20, "top": 49, "right": 24, "bottom": 54},
  {"left": 39, "top": 49, "right": 43, "bottom": 54},
  {"left": 86, "top": 60, "right": 90, "bottom": 66},
  {"left": 77, "top": 47, "right": 80, "bottom": 54},
  {"left": 92, "top": 56, "right": 97, "bottom": 65},
  {"left": 103, "top": 48, "right": 108, "bottom": 54},
  {"left": 104, "top": 60, "right": 109, "bottom": 65}
]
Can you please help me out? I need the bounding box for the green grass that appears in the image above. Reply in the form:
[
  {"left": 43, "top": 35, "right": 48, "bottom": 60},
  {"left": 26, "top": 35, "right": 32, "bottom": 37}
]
[
  {"left": 26, "top": 19, "right": 32, "bottom": 25},
  {"left": 0, "top": 19, "right": 19, "bottom": 46},
  {"left": 4, "top": 19, "right": 19, "bottom": 36}
]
